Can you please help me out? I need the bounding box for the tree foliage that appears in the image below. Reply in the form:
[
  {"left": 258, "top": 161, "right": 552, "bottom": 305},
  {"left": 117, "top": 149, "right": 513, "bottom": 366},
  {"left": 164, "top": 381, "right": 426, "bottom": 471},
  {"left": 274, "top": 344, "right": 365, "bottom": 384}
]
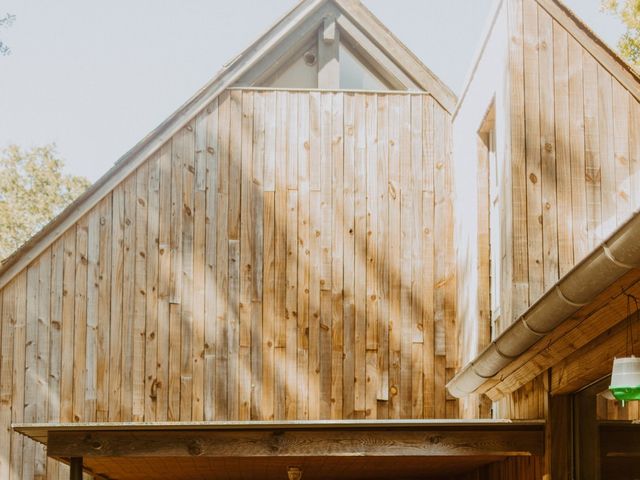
[
  {"left": 0, "top": 145, "right": 90, "bottom": 260},
  {"left": 603, "top": 0, "right": 640, "bottom": 67},
  {"left": 0, "top": 13, "right": 15, "bottom": 56}
]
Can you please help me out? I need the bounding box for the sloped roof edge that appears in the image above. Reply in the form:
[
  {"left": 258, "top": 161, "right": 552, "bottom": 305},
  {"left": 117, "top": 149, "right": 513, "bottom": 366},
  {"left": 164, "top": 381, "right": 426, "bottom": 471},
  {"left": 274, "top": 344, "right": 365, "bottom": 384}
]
[
  {"left": 0, "top": 0, "right": 456, "bottom": 290},
  {"left": 538, "top": 0, "right": 640, "bottom": 100}
]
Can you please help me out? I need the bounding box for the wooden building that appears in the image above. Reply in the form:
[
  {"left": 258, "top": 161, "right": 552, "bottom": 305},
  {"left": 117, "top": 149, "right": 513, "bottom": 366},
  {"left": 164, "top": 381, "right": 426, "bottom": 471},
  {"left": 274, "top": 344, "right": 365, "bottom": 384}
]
[{"left": 0, "top": 0, "right": 639, "bottom": 478}]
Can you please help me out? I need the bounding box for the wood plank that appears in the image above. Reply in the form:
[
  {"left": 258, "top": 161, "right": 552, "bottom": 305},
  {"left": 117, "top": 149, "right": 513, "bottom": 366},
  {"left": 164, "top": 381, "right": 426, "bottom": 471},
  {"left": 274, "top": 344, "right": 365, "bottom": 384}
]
[
  {"left": 422, "top": 97, "right": 435, "bottom": 419},
  {"left": 167, "top": 133, "right": 185, "bottom": 421},
  {"left": 583, "top": 52, "right": 602, "bottom": 250},
  {"left": 443, "top": 108, "right": 456, "bottom": 386},
  {"left": 553, "top": 20, "right": 573, "bottom": 277},
  {"left": 84, "top": 207, "right": 100, "bottom": 426},
  {"left": 0, "top": 282, "right": 13, "bottom": 479},
  {"left": 538, "top": 8, "right": 559, "bottom": 290},
  {"left": 239, "top": 91, "right": 254, "bottom": 421},
  {"left": 73, "top": 215, "right": 89, "bottom": 423},
  {"left": 308, "top": 92, "right": 321, "bottom": 420},
  {"left": 251, "top": 91, "right": 265, "bottom": 420},
  {"left": 262, "top": 191, "right": 276, "bottom": 421},
  {"left": 567, "top": 35, "right": 588, "bottom": 265},
  {"left": 376, "top": 94, "right": 390, "bottom": 408},
  {"left": 285, "top": 189, "right": 298, "bottom": 420},
  {"left": 508, "top": 0, "right": 529, "bottom": 327},
  {"left": 228, "top": 237, "right": 240, "bottom": 420},
  {"left": 229, "top": 89, "right": 243, "bottom": 241},
  {"left": 121, "top": 174, "right": 137, "bottom": 421},
  {"left": 598, "top": 65, "right": 616, "bottom": 236},
  {"left": 319, "top": 92, "right": 333, "bottom": 420},
  {"left": 156, "top": 141, "right": 172, "bottom": 422},
  {"left": 399, "top": 94, "right": 412, "bottom": 419},
  {"left": 215, "top": 91, "right": 230, "bottom": 421},
  {"left": 274, "top": 90, "right": 288, "bottom": 421},
  {"left": 133, "top": 163, "right": 149, "bottom": 422},
  {"left": 48, "top": 239, "right": 64, "bottom": 428},
  {"left": 47, "top": 427, "right": 544, "bottom": 458},
  {"left": 108, "top": 186, "right": 123, "bottom": 422},
  {"left": 34, "top": 250, "right": 51, "bottom": 476},
  {"left": 331, "top": 91, "right": 344, "bottom": 420},
  {"left": 203, "top": 99, "right": 218, "bottom": 422},
  {"left": 612, "top": 79, "right": 631, "bottom": 223},
  {"left": 192, "top": 109, "right": 207, "bottom": 422},
  {"left": 297, "top": 92, "right": 310, "bottom": 420},
  {"left": 523, "top": 0, "right": 543, "bottom": 305},
  {"left": 410, "top": 94, "right": 424, "bottom": 420},
  {"left": 96, "top": 197, "right": 112, "bottom": 423},
  {"left": 10, "top": 272, "right": 26, "bottom": 480},
  {"left": 365, "top": 94, "right": 378, "bottom": 419},
  {"left": 342, "top": 92, "right": 355, "bottom": 420},
  {"left": 180, "top": 119, "right": 195, "bottom": 422},
  {"left": 23, "top": 260, "right": 39, "bottom": 479},
  {"left": 145, "top": 154, "right": 160, "bottom": 422}
]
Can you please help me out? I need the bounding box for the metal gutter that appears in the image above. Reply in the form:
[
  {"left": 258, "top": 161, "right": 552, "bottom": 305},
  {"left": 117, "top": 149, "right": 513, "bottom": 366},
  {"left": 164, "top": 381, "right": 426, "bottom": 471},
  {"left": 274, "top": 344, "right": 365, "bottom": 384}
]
[{"left": 447, "top": 208, "right": 640, "bottom": 398}]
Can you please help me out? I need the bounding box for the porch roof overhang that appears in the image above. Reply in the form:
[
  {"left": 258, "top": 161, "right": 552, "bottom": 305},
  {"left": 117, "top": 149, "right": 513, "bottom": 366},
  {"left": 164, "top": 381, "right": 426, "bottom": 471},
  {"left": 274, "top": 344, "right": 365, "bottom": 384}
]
[
  {"left": 448, "top": 208, "right": 640, "bottom": 401},
  {"left": 14, "top": 420, "right": 544, "bottom": 480}
]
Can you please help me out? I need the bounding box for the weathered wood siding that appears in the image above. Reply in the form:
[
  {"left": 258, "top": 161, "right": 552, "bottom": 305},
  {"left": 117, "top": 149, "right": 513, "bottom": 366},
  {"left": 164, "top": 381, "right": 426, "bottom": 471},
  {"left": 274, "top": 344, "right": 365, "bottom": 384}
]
[
  {"left": 501, "top": 0, "right": 640, "bottom": 332},
  {"left": 0, "top": 89, "right": 456, "bottom": 478}
]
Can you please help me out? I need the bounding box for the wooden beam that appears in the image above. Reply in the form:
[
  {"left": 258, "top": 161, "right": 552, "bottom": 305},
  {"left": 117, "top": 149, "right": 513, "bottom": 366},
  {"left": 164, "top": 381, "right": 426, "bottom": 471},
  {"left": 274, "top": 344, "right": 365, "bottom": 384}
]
[
  {"left": 317, "top": 15, "right": 340, "bottom": 89},
  {"left": 69, "top": 457, "right": 83, "bottom": 480},
  {"left": 46, "top": 426, "right": 543, "bottom": 458},
  {"left": 551, "top": 314, "right": 640, "bottom": 395},
  {"left": 601, "top": 422, "right": 640, "bottom": 457},
  {"left": 48, "top": 429, "right": 542, "bottom": 458}
]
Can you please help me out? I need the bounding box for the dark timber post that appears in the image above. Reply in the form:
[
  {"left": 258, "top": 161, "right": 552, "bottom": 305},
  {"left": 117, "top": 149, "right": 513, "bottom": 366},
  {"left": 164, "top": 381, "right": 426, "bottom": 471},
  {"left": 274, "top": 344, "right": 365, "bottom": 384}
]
[{"left": 70, "top": 457, "right": 83, "bottom": 480}]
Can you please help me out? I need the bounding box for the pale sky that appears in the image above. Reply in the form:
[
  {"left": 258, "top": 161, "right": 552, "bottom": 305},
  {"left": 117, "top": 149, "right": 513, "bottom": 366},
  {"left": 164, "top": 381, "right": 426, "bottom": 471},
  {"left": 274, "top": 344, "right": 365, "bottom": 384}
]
[{"left": 0, "top": 0, "right": 626, "bottom": 182}]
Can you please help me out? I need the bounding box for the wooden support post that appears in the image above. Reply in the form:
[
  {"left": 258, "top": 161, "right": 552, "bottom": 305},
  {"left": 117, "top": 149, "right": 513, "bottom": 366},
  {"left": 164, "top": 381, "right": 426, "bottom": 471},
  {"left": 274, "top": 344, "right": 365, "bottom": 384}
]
[
  {"left": 574, "top": 379, "right": 604, "bottom": 480},
  {"left": 69, "top": 457, "right": 83, "bottom": 480},
  {"left": 546, "top": 394, "right": 573, "bottom": 480},
  {"left": 318, "top": 16, "right": 339, "bottom": 89}
]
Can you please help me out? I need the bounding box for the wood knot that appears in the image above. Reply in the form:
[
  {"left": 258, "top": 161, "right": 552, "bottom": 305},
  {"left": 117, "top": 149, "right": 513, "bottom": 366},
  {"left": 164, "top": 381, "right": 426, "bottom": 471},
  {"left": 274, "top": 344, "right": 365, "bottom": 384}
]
[
  {"left": 529, "top": 173, "right": 538, "bottom": 184},
  {"left": 187, "top": 440, "right": 203, "bottom": 456},
  {"left": 207, "top": 146, "right": 215, "bottom": 154}
]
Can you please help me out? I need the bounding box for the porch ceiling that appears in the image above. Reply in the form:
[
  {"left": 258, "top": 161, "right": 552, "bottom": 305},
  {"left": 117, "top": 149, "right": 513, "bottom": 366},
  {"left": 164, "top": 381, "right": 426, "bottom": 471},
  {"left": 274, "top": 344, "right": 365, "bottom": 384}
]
[{"left": 14, "top": 420, "right": 544, "bottom": 480}]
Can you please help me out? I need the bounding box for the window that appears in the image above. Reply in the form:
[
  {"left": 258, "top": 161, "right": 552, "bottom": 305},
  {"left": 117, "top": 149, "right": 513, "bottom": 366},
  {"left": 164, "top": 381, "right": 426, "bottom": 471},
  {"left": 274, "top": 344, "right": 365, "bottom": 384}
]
[
  {"left": 478, "top": 103, "right": 500, "bottom": 339},
  {"left": 339, "top": 41, "right": 389, "bottom": 90}
]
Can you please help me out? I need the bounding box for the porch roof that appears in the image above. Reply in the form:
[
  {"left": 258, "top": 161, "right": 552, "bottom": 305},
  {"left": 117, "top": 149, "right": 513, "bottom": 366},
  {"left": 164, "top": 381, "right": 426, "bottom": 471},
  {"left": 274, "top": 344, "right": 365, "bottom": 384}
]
[{"left": 14, "top": 419, "right": 544, "bottom": 480}]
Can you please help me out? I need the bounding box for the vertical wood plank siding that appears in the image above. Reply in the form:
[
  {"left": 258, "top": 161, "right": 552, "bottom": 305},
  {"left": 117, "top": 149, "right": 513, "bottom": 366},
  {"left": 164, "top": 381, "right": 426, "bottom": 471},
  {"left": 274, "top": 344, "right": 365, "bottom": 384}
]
[
  {"left": 502, "top": 0, "right": 640, "bottom": 332},
  {"left": 0, "top": 90, "right": 456, "bottom": 478}
]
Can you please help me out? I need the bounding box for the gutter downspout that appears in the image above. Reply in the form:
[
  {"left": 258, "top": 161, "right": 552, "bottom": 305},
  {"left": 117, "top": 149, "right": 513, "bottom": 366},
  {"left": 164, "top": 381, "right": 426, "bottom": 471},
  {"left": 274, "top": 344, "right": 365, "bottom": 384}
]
[{"left": 447, "top": 208, "right": 640, "bottom": 398}]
